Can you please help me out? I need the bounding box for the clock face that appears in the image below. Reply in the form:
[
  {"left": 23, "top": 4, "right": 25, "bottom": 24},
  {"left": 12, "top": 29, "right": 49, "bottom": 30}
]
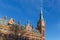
[{"left": 42, "top": 21, "right": 45, "bottom": 26}]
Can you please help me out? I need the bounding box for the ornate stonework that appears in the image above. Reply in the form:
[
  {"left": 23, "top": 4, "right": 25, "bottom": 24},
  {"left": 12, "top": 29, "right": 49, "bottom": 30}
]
[{"left": 0, "top": 9, "right": 45, "bottom": 40}]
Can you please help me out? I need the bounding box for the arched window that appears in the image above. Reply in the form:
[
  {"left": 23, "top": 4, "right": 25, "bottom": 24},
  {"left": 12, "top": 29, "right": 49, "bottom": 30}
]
[
  {"left": 36, "top": 39, "right": 40, "bottom": 40},
  {"left": 43, "top": 30, "right": 45, "bottom": 37},
  {"left": 31, "top": 38, "right": 35, "bottom": 40},
  {"left": 8, "top": 34, "right": 15, "bottom": 40},
  {"left": 21, "top": 36, "right": 29, "bottom": 40}
]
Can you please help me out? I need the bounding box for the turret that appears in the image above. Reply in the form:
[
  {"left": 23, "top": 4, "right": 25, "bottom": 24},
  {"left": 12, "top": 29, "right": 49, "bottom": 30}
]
[{"left": 37, "top": 8, "right": 45, "bottom": 40}]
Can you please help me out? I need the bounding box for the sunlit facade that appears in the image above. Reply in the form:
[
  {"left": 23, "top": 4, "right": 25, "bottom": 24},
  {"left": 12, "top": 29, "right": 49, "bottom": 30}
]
[{"left": 0, "top": 9, "right": 45, "bottom": 40}]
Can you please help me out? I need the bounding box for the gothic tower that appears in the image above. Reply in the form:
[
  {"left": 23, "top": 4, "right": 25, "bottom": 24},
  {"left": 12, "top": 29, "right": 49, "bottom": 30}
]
[{"left": 37, "top": 8, "right": 45, "bottom": 40}]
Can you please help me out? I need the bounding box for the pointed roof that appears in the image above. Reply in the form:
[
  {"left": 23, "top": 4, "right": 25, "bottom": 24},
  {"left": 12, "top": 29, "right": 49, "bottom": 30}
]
[
  {"left": 36, "top": 7, "right": 45, "bottom": 33},
  {"left": 9, "top": 18, "right": 15, "bottom": 24},
  {"left": 37, "top": 8, "right": 45, "bottom": 29},
  {"left": 40, "top": 8, "right": 45, "bottom": 26},
  {"left": 40, "top": 8, "right": 43, "bottom": 20},
  {"left": 27, "top": 20, "right": 30, "bottom": 26},
  {"left": 40, "top": 8, "right": 44, "bottom": 20},
  {"left": 18, "top": 20, "right": 20, "bottom": 25},
  {"left": 25, "top": 20, "right": 32, "bottom": 31},
  {"left": 4, "top": 16, "right": 7, "bottom": 20}
]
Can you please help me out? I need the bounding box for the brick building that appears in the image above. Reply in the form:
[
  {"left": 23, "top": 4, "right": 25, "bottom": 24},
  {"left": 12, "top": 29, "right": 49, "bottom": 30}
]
[{"left": 0, "top": 8, "right": 46, "bottom": 40}]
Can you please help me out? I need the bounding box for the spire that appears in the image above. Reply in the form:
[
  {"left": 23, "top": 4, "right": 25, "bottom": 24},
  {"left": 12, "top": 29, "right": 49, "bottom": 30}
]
[
  {"left": 26, "top": 20, "right": 30, "bottom": 25},
  {"left": 8, "top": 18, "right": 15, "bottom": 25},
  {"left": 37, "top": 7, "right": 46, "bottom": 40},
  {"left": 18, "top": 20, "right": 20, "bottom": 25},
  {"left": 40, "top": 8, "right": 44, "bottom": 20},
  {"left": 26, "top": 20, "right": 32, "bottom": 31},
  {"left": 40, "top": 8, "right": 45, "bottom": 26},
  {"left": 4, "top": 16, "right": 7, "bottom": 20},
  {"left": 37, "top": 7, "right": 45, "bottom": 30}
]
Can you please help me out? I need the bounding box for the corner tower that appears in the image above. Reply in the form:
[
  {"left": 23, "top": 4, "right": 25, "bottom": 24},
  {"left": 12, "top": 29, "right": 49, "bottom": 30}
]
[{"left": 37, "top": 8, "right": 45, "bottom": 40}]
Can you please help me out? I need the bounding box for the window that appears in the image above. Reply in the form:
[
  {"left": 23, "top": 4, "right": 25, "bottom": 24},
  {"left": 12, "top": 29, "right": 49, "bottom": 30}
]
[
  {"left": 43, "top": 30, "right": 45, "bottom": 37},
  {"left": 0, "top": 28, "right": 2, "bottom": 30},
  {"left": 31, "top": 38, "right": 35, "bottom": 40},
  {"left": 43, "top": 38, "right": 45, "bottom": 40},
  {"left": 4, "top": 29, "right": 6, "bottom": 30},
  {"left": 36, "top": 39, "right": 39, "bottom": 40},
  {"left": 21, "top": 36, "right": 29, "bottom": 40},
  {"left": 8, "top": 34, "right": 15, "bottom": 40}
]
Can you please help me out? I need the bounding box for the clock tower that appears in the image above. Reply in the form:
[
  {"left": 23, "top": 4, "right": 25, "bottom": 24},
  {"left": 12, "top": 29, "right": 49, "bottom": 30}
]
[{"left": 37, "top": 8, "right": 45, "bottom": 40}]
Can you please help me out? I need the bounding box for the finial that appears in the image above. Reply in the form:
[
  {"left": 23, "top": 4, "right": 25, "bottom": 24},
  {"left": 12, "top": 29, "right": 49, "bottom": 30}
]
[
  {"left": 8, "top": 18, "right": 15, "bottom": 25},
  {"left": 4, "top": 16, "right": 7, "bottom": 20},
  {"left": 27, "top": 20, "right": 30, "bottom": 25},
  {"left": 32, "top": 25, "right": 34, "bottom": 29},
  {"left": 18, "top": 20, "right": 20, "bottom": 25},
  {"left": 10, "top": 18, "right": 14, "bottom": 22}
]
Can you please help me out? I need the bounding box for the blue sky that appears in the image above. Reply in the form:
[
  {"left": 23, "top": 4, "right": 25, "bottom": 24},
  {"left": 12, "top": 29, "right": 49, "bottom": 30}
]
[{"left": 0, "top": 0, "right": 60, "bottom": 40}]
